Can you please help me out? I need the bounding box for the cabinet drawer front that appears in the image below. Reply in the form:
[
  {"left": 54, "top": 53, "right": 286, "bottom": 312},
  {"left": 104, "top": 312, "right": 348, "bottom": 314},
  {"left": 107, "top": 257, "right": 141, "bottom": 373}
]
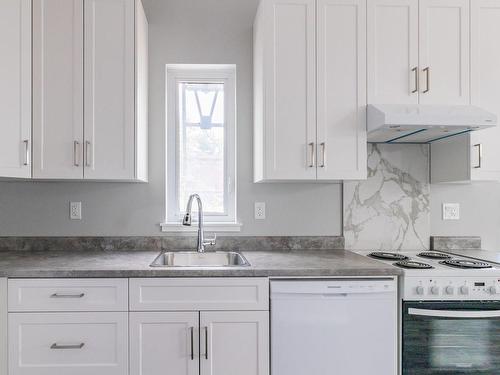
[
  {"left": 130, "top": 278, "right": 269, "bottom": 311},
  {"left": 8, "top": 279, "right": 128, "bottom": 312},
  {"left": 8, "top": 312, "right": 128, "bottom": 375}
]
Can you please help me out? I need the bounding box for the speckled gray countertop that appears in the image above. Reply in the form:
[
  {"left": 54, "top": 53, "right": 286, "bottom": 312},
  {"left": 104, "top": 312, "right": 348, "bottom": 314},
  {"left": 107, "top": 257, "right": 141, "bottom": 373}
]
[{"left": 0, "top": 249, "right": 401, "bottom": 278}]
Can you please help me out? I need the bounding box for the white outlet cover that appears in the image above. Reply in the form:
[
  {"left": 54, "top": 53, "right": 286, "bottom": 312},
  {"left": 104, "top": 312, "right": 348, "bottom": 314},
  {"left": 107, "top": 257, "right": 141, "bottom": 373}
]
[
  {"left": 254, "top": 202, "right": 266, "bottom": 220},
  {"left": 70, "top": 201, "right": 82, "bottom": 220},
  {"left": 442, "top": 203, "right": 460, "bottom": 220}
]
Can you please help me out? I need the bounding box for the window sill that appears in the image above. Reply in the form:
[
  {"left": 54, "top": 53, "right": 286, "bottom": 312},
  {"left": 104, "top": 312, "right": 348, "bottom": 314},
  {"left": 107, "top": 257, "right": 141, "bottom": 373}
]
[{"left": 160, "top": 222, "right": 242, "bottom": 233}]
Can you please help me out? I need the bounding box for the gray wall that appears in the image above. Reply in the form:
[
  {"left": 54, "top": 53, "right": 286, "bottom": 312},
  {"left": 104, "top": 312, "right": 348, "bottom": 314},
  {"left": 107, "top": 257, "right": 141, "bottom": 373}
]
[
  {"left": 0, "top": 0, "right": 342, "bottom": 237},
  {"left": 431, "top": 183, "right": 500, "bottom": 251}
]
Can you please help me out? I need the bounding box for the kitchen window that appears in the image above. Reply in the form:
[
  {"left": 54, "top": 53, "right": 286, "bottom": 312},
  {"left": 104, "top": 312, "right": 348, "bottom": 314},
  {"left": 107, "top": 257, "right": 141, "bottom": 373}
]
[{"left": 162, "top": 65, "right": 239, "bottom": 232}]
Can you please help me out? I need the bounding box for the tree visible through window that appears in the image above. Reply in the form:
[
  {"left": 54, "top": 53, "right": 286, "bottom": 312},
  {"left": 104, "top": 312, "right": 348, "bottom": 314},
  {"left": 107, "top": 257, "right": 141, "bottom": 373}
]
[{"left": 165, "top": 65, "right": 237, "bottom": 225}]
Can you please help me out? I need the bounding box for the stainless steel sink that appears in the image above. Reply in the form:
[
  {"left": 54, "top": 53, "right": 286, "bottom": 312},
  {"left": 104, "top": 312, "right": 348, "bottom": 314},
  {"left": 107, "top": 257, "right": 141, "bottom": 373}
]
[{"left": 150, "top": 251, "right": 250, "bottom": 267}]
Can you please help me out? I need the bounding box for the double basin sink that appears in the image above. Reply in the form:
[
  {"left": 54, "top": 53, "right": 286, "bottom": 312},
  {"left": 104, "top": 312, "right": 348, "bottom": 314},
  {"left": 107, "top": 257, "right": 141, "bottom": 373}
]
[{"left": 150, "top": 251, "right": 250, "bottom": 267}]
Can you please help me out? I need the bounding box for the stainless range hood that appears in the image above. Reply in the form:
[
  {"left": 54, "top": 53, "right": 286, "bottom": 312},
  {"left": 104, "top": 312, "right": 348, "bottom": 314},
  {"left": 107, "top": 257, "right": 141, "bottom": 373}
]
[{"left": 367, "top": 104, "right": 497, "bottom": 143}]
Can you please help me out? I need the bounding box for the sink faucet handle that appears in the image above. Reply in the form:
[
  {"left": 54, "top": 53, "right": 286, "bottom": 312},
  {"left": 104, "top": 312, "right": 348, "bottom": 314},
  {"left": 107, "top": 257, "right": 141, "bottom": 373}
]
[{"left": 204, "top": 233, "right": 217, "bottom": 247}]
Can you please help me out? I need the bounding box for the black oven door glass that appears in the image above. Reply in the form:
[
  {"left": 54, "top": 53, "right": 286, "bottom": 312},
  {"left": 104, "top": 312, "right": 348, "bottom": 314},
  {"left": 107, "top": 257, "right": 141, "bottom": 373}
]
[{"left": 403, "top": 301, "right": 500, "bottom": 374}]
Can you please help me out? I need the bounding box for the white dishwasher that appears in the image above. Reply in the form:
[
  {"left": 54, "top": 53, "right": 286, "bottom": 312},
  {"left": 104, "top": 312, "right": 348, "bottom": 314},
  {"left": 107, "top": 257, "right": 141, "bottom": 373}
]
[{"left": 271, "top": 278, "right": 397, "bottom": 375}]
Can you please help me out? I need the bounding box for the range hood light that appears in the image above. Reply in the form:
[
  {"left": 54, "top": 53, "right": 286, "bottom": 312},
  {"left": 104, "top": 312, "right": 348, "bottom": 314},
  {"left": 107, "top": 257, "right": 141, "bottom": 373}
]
[{"left": 367, "top": 104, "right": 497, "bottom": 144}]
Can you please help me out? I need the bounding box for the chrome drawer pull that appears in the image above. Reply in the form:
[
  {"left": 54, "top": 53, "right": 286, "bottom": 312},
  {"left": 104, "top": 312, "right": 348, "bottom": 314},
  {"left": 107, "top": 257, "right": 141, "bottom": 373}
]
[
  {"left": 51, "top": 343, "right": 85, "bottom": 350},
  {"left": 308, "top": 142, "right": 315, "bottom": 168},
  {"left": 190, "top": 326, "right": 194, "bottom": 360},
  {"left": 74, "top": 141, "right": 80, "bottom": 167},
  {"left": 85, "top": 141, "right": 91, "bottom": 167},
  {"left": 23, "top": 140, "right": 29, "bottom": 166},
  {"left": 50, "top": 293, "right": 85, "bottom": 298},
  {"left": 473, "top": 143, "right": 482, "bottom": 169},
  {"left": 423, "top": 67, "right": 430, "bottom": 93},
  {"left": 204, "top": 326, "right": 209, "bottom": 360},
  {"left": 411, "top": 67, "right": 418, "bottom": 94},
  {"left": 320, "top": 142, "right": 326, "bottom": 168}
]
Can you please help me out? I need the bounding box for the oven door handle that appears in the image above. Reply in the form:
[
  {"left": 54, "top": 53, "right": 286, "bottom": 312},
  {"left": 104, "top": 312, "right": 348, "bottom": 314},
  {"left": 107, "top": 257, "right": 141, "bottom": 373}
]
[{"left": 409, "top": 307, "right": 500, "bottom": 319}]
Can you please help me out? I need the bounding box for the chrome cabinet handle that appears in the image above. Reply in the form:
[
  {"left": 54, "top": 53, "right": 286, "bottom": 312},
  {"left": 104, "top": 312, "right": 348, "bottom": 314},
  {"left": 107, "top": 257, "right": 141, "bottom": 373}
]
[
  {"left": 50, "top": 343, "right": 85, "bottom": 350},
  {"left": 423, "top": 67, "right": 430, "bottom": 93},
  {"left": 411, "top": 67, "right": 419, "bottom": 94},
  {"left": 204, "top": 326, "right": 209, "bottom": 360},
  {"left": 23, "top": 140, "right": 29, "bottom": 166},
  {"left": 85, "top": 141, "right": 91, "bottom": 167},
  {"left": 50, "top": 293, "right": 85, "bottom": 298},
  {"left": 319, "top": 142, "right": 326, "bottom": 168},
  {"left": 473, "top": 143, "right": 482, "bottom": 169},
  {"left": 308, "top": 142, "right": 315, "bottom": 168},
  {"left": 74, "top": 141, "right": 80, "bottom": 167},
  {"left": 190, "top": 327, "right": 194, "bottom": 360}
]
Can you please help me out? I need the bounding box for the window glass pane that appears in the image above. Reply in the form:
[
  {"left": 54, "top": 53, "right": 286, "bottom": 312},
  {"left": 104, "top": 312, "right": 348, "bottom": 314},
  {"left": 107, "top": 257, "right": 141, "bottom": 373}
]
[{"left": 178, "top": 82, "right": 225, "bottom": 214}]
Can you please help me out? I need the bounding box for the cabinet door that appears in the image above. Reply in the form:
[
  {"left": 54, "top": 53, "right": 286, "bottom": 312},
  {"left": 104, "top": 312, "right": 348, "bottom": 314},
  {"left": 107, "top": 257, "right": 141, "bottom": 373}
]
[
  {"left": 33, "top": 0, "right": 84, "bottom": 179},
  {"left": 84, "top": 0, "right": 135, "bottom": 180},
  {"left": 130, "top": 312, "right": 199, "bottom": 375},
  {"left": 419, "top": 0, "right": 469, "bottom": 105},
  {"left": 0, "top": 0, "right": 31, "bottom": 178},
  {"left": 259, "top": 0, "right": 317, "bottom": 180},
  {"left": 317, "top": 0, "right": 367, "bottom": 180},
  {"left": 200, "top": 311, "right": 269, "bottom": 375},
  {"left": 470, "top": 0, "right": 500, "bottom": 181},
  {"left": 367, "top": 0, "right": 419, "bottom": 104}
]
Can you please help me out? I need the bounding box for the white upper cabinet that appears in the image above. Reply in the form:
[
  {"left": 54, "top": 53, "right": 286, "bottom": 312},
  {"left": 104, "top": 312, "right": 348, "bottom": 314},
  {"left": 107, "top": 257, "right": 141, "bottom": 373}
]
[
  {"left": 254, "top": 0, "right": 367, "bottom": 182},
  {"left": 84, "top": 0, "right": 136, "bottom": 180},
  {"left": 33, "top": 0, "right": 84, "bottom": 179},
  {"left": 367, "top": 0, "right": 419, "bottom": 105},
  {"left": 367, "top": 0, "right": 469, "bottom": 105},
  {"left": 419, "top": 0, "right": 470, "bottom": 105},
  {"left": 3, "top": 0, "right": 148, "bottom": 181},
  {"left": 254, "top": 0, "right": 317, "bottom": 181},
  {"left": 432, "top": 0, "right": 500, "bottom": 183},
  {"left": 470, "top": 0, "right": 500, "bottom": 181},
  {"left": 316, "top": 0, "right": 367, "bottom": 180},
  {"left": 0, "top": 0, "right": 31, "bottom": 179}
]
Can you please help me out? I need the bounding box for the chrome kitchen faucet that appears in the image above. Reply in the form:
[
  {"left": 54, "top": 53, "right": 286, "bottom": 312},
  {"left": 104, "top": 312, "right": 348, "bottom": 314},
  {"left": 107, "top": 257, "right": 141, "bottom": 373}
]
[{"left": 182, "top": 194, "right": 216, "bottom": 253}]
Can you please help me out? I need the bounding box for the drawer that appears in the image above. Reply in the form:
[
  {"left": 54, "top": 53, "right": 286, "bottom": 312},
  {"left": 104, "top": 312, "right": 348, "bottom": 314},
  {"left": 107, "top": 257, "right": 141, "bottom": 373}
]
[
  {"left": 130, "top": 277, "right": 269, "bottom": 311},
  {"left": 8, "top": 312, "right": 128, "bottom": 375},
  {"left": 8, "top": 279, "right": 128, "bottom": 312}
]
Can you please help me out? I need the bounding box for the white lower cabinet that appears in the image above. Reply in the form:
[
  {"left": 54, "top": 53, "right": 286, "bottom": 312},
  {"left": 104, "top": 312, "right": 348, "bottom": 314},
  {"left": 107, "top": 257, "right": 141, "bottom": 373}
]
[
  {"left": 129, "top": 312, "right": 199, "bottom": 375},
  {"left": 6, "top": 277, "right": 269, "bottom": 375},
  {"left": 129, "top": 311, "right": 269, "bottom": 375},
  {"left": 200, "top": 311, "right": 269, "bottom": 375},
  {"left": 129, "top": 277, "right": 270, "bottom": 375},
  {"left": 8, "top": 312, "right": 128, "bottom": 375}
]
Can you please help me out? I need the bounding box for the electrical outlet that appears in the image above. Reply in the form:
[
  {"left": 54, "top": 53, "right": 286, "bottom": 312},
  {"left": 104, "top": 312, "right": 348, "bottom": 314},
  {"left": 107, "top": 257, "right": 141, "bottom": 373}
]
[
  {"left": 70, "top": 202, "right": 82, "bottom": 220},
  {"left": 255, "top": 202, "right": 266, "bottom": 220},
  {"left": 442, "top": 203, "right": 460, "bottom": 220}
]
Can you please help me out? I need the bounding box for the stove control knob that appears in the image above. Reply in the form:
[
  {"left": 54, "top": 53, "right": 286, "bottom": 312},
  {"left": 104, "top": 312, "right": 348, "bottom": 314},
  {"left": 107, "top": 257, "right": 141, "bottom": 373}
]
[
  {"left": 489, "top": 286, "right": 497, "bottom": 295},
  {"left": 460, "top": 286, "right": 469, "bottom": 295},
  {"left": 415, "top": 286, "right": 424, "bottom": 295},
  {"left": 430, "top": 286, "right": 439, "bottom": 295},
  {"left": 445, "top": 286, "right": 454, "bottom": 295}
]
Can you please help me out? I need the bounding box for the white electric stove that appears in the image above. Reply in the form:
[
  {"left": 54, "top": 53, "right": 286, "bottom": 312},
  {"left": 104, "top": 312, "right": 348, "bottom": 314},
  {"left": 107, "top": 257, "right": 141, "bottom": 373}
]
[
  {"left": 358, "top": 250, "right": 500, "bottom": 374},
  {"left": 359, "top": 250, "right": 500, "bottom": 301}
]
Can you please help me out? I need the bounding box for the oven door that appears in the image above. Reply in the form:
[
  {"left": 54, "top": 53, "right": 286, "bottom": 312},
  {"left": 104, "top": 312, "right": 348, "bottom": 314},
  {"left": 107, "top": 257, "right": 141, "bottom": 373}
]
[{"left": 403, "top": 301, "right": 500, "bottom": 374}]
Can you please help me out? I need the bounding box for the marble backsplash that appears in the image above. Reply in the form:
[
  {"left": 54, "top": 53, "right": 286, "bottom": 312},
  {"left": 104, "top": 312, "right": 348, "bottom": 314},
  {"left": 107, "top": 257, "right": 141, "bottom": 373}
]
[{"left": 343, "top": 144, "right": 430, "bottom": 251}]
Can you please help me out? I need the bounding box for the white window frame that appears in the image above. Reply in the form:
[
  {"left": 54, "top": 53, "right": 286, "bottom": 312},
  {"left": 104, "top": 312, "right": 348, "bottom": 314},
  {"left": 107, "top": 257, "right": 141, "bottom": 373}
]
[{"left": 162, "top": 64, "right": 240, "bottom": 232}]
